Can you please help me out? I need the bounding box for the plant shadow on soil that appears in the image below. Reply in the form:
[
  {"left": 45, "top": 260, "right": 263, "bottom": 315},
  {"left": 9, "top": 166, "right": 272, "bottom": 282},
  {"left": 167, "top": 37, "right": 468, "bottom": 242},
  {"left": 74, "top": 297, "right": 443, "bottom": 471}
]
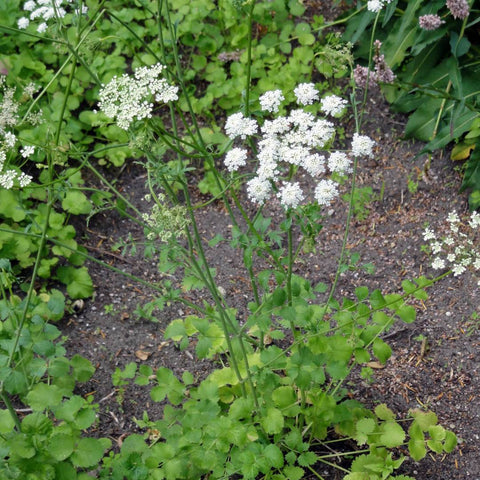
[{"left": 60, "top": 93, "right": 479, "bottom": 479}]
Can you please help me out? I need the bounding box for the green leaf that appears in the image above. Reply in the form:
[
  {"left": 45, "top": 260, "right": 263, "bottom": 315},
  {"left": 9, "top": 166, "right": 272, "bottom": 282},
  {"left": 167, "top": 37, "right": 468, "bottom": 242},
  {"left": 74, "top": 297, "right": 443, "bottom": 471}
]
[
  {"left": 408, "top": 437, "right": 426, "bottom": 461},
  {"left": 0, "top": 409, "right": 15, "bottom": 434},
  {"left": 372, "top": 338, "right": 392, "bottom": 364},
  {"left": 272, "top": 287, "right": 287, "bottom": 306},
  {"left": 0, "top": 190, "right": 26, "bottom": 221},
  {"left": 408, "top": 422, "right": 426, "bottom": 461},
  {"left": 375, "top": 404, "right": 395, "bottom": 421},
  {"left": 450, "top": 31, "right": 471, "bottom": 58},
  {"left": 383, "top": 0, "right": 422, "bottom": 68},
  {"left": 62, "top": 190, "right": 92, "bottom": 215},
  {"left": 409, "top": 409, "right": 438, "bottom": 430},
  {"left": 3, "top": 370, "right": 28, "bottom": 395},
  {"left": 355, "top": 417, "right": 376, "bottom": 445},
  {"left": 380, "top": 420, "right": 406, "bottom": 448},
  {"left": 297, "top": 451, "right": 317, "bottom": 467},
  {"left": 26, "top": 383, "right": 63, "bottom": 411},
  {"left": 397, "top": 304, "right": 416, "bottom": 323},
  {"left": 70, "top": 354, "right": 95, "bottom": 382},
  {"left": 71, "top": 438, "right": 111, "bottom": 468},
  {"left": 444, "top": 431, "right": 457, "bottom": 453},
  {"left": 56, "top": 266, "right": 94, "bottom": 299},
  {"left": 355, "top": 286, "right": 369, "bottom": 301},
  {"left": 261, "top": 407, "right": 284, "bottom": 434},
  {"left": 263, "top": 444, "right": 284, "bottom": 469},
  {"left": 49, "top": 433, "right": 75, "bottom": 461},
  {"left": 282, "top": 465, "right": 304, "bottom": 480}
]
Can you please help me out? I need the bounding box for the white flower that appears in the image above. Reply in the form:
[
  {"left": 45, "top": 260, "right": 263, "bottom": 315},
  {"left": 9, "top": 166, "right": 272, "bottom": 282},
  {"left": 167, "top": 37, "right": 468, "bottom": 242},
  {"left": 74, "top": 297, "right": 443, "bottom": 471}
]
[
  {"left": 37, "top": 22, "right": 48, "bottom": 33},
  {"left": 351, "top": 133, "right": 375, "bottom": 157},
  {"left": 320, "top": 95, "right": 347, "bottom": 117},
  {"left": 18, "top": 17, "right": 30, "bottom": 29},
  {"left": 258, "top": 137, "right": 281, "bottom": 162},
  {"left": 3, "top": 132, "right": 16, "bottom": 148},
  {"left": 278, "top": 182, "right": 304, "bottom": 209},
  {"left": 328, "top": 151, "right": 352, "bottom": 174},
  {"left": 280, "top": 145, "right": 309, "bottom": 166},
  {"left": 23, "top": 1, "right": 37, "bottom": 11},
  {"left": 257, "top": 158, "right": 278, "bottom": 180},
  {"left": 98, "top": 64, "right": 178, "bottom": 130},
  {"left": 288, "top": 109, "right": 316, "bottom": 131},
  {"left": 302, "top": 153, "right": 325, "bottom": 176},
  {"left": 444, "top": 236, "right": 454, "bottom": 246},
  {"left": 431, "top": 257, "right": 445, "bottom": 270},
  {"left": 246, "top": 177, "right": 271, "bottom": 204},
  {"left": 0, "top": 150, "right": 5, "bottom": 170},
  {"left": 367, "top": 0, "right": 384, "bottom": 13},
  {"left": 0, "top": 170, "right": 16, "bottom": 189},
  {"left": 225, "top": 112, "right": 258, "bottom": 139},
  {"left": 314, "top": 179, "right": 339, "bottom": 206},
  {"left": 447, "top": 211, "right": 459, "bottom": 224},
  {"left": 294, "top": 83, "right": 319, "bottom": 105},
  {"left": 18, "top": 172, "right": 32, "bottom": 187},
  {"left": 447, "top": 253, "right": 456, "bottom": 263},
  {"left": 307, "top": 119, "right": 335, "bottom": 148},
  {"left": 452, "top": 264, "right": 466, "bottom": 276},
  {"left": 431, "top": 241, "right": 442, "bottom": 254},
  {"left": 20, "top": 146, "right": 35, "bottom": 158},
  {"left": 261, "top": 117, "right": 290, "bottom": 137},
  {"left": 423, "top": 227, "right": 435, "bottom": 241},
  {"left": 468, "top": 211, "right": 480, "bottom": 229},
  {"left": 259, "top": 90, "right": 284, "bottom": 113},
  {"left": 473, "top": 256, "right": 480, "bottom": 270},
  {"left": 224, "top": 147, "right": 247, "bottom": 172}
]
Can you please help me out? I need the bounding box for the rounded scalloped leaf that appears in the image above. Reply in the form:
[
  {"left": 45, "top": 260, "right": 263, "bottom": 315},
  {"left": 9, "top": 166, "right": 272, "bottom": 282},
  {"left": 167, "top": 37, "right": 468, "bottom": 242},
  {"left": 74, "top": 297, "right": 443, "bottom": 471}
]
[{"left": 71, "top": 438, "right": 111, "bottom": 468}]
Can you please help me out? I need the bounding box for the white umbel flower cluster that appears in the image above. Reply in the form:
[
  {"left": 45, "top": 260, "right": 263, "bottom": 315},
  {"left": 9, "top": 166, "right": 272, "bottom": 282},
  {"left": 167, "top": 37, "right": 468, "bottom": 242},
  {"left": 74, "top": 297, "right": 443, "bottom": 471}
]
[
  {"left": 294, "top": 83, "right": 319, "bottom": 105},
  {"left": 18, "top": 0, "right": 88, "bottom": 33},
  {"left": 0, "top": 76, "right": 38, "bottom": 189},
  {"left": 320, "top": 95, "right": 348, "bottom": 117},
  {"left": 98, "top": 63, "right": 179, "bottom": 130},
  {"left": 223, "top": 85, "right": 375, "bottom": 210},
  {"left": 259, "top": 90, "right": 284, "bottom": 113},
  {"left": 423, "top": 210, "right": 480, "bottom": 285},
  {"left": 366, "top": 0, "right": 393, "bottom": 13}
]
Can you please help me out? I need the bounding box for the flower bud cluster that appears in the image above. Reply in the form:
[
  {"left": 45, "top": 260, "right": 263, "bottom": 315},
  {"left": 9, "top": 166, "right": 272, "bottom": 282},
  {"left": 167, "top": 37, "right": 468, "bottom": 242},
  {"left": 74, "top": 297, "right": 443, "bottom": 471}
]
[
  {"left": 446, "top": 0, "right": 470, "bottom": 20},
  {"left": 142, "top": 193, "right": 190, "bottom": 243},
  {"left": 418, "top": 14, "right": 445, "bottom": 31},
  {"left": 423, "top": 210, "right": 480, "bottom": 285},
  {"left": 223, "top": 84, "right": 375, "bottom": 210},
  {"left": 17, "top": 0, "right": 88, "bottom": 34},
  {"left": 354, "top": 40, "right": 395, "bottom": 89},
  {"left": 98, "top": 63, "right": 179, "bottom": 130}
]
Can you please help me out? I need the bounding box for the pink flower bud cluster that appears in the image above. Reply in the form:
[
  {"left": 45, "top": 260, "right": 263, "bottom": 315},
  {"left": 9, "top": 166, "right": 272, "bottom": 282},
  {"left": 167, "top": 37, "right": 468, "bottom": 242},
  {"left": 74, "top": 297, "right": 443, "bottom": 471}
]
[{"left": 354, "top": 40, "right": 395, "bottom": 89}]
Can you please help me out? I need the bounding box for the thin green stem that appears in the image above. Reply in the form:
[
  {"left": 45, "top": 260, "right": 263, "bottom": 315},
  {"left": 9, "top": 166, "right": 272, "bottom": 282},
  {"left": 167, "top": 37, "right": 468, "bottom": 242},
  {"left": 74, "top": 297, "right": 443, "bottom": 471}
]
[
  {"left": 243, "top": 0, "right": 256, "bottom": 117},
  {"left": 286, "top": 212, "right": 298, "bottom": 338}
]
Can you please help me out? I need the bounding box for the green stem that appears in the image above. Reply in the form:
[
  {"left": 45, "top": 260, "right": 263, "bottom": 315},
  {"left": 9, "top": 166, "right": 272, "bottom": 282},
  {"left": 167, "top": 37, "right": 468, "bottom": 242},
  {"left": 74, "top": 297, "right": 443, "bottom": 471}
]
[
  {"left": 85, "top": 161, "right": 143, "bottom": 217},
  {"left": 244, "top": 0, "right": 256, "bottom": 117},
  {"left": 286, "top": 212, "right": 297, "bottom": 337},
  {"left": 0, "top": 392, "right": 21, "bottom": 430}
]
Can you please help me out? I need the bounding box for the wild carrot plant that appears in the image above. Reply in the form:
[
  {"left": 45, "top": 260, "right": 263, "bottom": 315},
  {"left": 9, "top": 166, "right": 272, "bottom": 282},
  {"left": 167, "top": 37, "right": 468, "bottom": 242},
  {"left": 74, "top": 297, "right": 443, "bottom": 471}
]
[{"left": 1, "top": 0, "right": 476, "bottom": 478}]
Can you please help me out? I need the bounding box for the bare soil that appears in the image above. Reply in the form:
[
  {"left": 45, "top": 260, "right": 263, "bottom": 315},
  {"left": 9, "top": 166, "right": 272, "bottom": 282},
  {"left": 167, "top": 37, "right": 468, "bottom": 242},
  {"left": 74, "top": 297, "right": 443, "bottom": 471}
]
[{"left": 61, "top": 90, "right": 480, "bottom": 480}]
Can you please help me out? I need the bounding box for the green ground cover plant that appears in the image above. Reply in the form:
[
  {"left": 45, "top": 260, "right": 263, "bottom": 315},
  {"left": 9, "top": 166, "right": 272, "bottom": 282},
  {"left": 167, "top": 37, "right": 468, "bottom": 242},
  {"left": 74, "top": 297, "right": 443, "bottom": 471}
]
[
  {"left": 0, "top": 0, "right": 479, "bottom": 479},
  {"left": 344, "top": 0, "right": 480, "bottom": 208}
]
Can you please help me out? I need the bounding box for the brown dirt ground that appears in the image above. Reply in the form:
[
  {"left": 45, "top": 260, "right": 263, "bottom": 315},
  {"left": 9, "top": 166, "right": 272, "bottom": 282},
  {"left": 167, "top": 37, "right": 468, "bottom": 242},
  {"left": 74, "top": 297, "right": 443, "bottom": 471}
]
[{"left": 61, "top": 89, "right": 480, "bottom": 480}]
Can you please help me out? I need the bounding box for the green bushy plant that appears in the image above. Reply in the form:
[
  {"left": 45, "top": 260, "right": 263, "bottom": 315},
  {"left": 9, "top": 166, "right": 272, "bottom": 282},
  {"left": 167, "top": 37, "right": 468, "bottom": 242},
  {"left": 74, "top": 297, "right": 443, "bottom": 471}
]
[
  {"left": 1, "top": 1, "right": 477, "bottom": 479},
  {"left": 343, "top": 0, "right": 480, "bottom": 208}
]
